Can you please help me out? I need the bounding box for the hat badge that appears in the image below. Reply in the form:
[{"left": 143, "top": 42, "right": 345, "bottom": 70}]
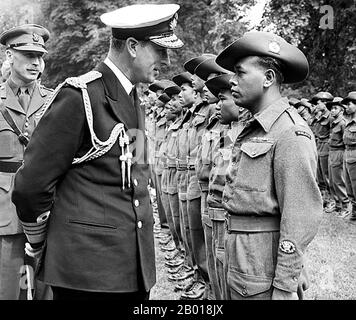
[
  {"left": 169, "top": 13, "right": 178, "bottom": 31},
  {"left": 269, "top": 41, "right": 280, "bottom": 54},
  {"left": 33, "top": 33, "right": 40, "bottom": 42}
]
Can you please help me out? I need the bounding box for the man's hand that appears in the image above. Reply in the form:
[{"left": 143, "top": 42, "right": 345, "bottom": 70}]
[{"left": 272, "top": 287, "right": 299, "bottom": 300}]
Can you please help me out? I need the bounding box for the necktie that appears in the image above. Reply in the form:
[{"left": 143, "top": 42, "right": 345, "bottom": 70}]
[{"left": 18, "top": 87, "right": 30, "bottom": 112}]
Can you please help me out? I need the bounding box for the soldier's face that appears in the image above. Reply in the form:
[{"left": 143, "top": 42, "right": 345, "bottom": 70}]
[
  {"left": 202, "top": 85, "right": 218, "bottom": 104},
  {"left": 7, "top": 49, "right": 44, "bottom": 84},
  {"left": 179, "top": 83, "right": 195, "bottom": 106},
  {"left": 133, "top": 41, "right": 170, "bottom": 83},
  {"left": 345, "top": 101, "right": 356, "bottom": 115},
  {"left": 191, "top": 74, "right": 204, "bottom": 93},
  {"left": 230, "top": 56, "right": 266, "bottom": 111},
  {"left": 330, "top": 105, "right": 343, "bottom": 118},
  {"left": 218, "top": 89, "right": 239, "bottom": 124}
]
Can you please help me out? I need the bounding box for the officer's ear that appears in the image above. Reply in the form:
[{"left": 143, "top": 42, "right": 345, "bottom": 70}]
[
  {"left": 5, "top": 49, "right": 14, "bottom": 64},
  {"left": 263, "top": 69, "right": 276, "bottom": 88},
  {"left": 126, "top": 37, "right": 139, "bottom": 58}
]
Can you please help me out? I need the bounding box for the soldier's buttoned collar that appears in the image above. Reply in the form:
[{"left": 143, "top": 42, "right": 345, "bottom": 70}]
[{"left": 253, "top": 97, "right": 290, "bottom": 133}]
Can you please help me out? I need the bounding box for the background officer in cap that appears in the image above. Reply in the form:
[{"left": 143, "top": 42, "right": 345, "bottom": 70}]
[
  {"left": 216, "top": 31, "right": 322, "bottom": 300},
  {"left": 0, "top": 23, "right": 52, "bottom": 300},
  {"left": 12, "top": 4, "right": 183, "bottom": 300}
]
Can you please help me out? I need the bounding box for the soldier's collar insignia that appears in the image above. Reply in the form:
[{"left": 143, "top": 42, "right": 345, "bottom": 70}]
[
  {"left": 33, "top": 33, "right": 40, "bottom": 42},
  {"left": 279, "top": 240, "right": 296, "bottom": 254},
  {"left": 269, "top": 40, "right": 281, "bottom": 54}
]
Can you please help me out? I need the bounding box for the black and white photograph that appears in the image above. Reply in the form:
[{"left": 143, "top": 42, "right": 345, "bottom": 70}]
[{"left": 0, "top": 0, "right": 355, "bottom": 311}]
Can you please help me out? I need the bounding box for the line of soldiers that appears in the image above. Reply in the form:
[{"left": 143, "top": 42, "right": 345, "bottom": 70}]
[
  {"left": 291, "top": 92, "right": 356, "bottom": 220},
  {"left": 144, "top": 53, "right": 252, "bottom": 300},
  {"left": 143, "top": 56, "right": 355, "bottom": 300}
]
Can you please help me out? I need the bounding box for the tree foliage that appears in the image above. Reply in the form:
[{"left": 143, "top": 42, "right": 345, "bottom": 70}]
[{"left": 0, "top": 0, "right": 354, "bottom": 97}]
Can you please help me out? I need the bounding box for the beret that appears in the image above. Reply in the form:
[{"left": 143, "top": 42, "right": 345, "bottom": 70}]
[
  {"left": 310, "top": 92, "right": 334, "bottom": 103},
  {"left": 295, "top": 98, "right": 313, "bottom": 111},
  {"left": 158, "top": 92, "right": 171, "bottom": 103},
  {"left": 194, "top": 56, "right": 228, "bottom": 81},
  {"left": 288, "top": 97, "right": 300, "bottom": 107},
  {"left": 183, "top": 53, "right": 216, "bottom": 74},
  {"left": 149, "top": 79, "right": 176, "bottom": 92},
  {"left": 164, "top": 85, "right": 181, "bottom": 96},
  {"left": 172, "top": 71, "right": 192, "bottom": 86},
  {"left": 216, "top": 31, "right": 309, "bottom": 83},
  {"left": 326, "top": 97, "right": 345, "bottom": 110},
  {"left": 205, "top": 73, "right": 233, "bottom": 98},
  {"left": 342, "top": 91, "right": 356, "bottom": 104}
]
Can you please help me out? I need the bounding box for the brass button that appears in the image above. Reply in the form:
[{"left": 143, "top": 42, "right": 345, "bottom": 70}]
[
  {"left": 24, "top": 132, "right": 29, "bottom": 136},
  {"left": 242, "top": 289, "right": 248, "bottom": 295},
  {"left": 133, "top": 179, "right": 138, "bottom": 186},
  {"left": 134, "top": 199, "right": 140, "bottom": 207},
  {"left": 137, "top": 221, "right": 143, "bottom": 229},
  {"left": 25, "top": 122, "right": 29, "bottom": 127}
]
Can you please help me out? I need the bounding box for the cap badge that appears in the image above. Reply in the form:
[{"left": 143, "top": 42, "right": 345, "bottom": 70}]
[
  {"left": 269, "top": 41, "right": 280, "bottom": 54},
  {"left": 279, "top": 240, "right": 296, "bottom": 254},
  {"left": 33, "top": 33, "right": 40, "bottom": 42},
  {"left": 169, "top": 13, "right": 178, "bottom": 31}
]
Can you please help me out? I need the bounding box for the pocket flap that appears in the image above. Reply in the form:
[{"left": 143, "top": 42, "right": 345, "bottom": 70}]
[
  {"left": 241, "top": 142, "right": 273, "bottom": 158},
  {"left": 229, "top": 268, "right": 272, "bottom": 297},
  {"left": 0, "top": 173, "right": 12, "bottom": 192},
  {"left": 348, "top": 126, "right": 356, "bottom": 133},
  {"left": 192, "top": 115, "right": 206, "bottom": 127},
  {"left": 0, "top": 119, "right": 14, "bottom": 132}
]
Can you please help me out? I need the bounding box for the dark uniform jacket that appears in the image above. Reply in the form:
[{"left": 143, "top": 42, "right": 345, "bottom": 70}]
[
  {"left": 0, "top": 80, "right": 52, "bottom": 235},
  {"left": 12, "top": 62, "right": 155, "bottom": 293}
]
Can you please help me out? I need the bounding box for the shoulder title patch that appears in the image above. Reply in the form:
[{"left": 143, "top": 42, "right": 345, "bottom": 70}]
[{"left": 295, "top": 130, "right": 311, "bottom": 140}]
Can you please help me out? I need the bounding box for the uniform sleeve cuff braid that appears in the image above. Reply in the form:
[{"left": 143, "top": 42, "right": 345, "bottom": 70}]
[{"left": 20, "top": 211, "right": 50, "bottom": 244}]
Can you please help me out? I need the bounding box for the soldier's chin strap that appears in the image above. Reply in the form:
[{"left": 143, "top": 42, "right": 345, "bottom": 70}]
[{"left": 38, "top": 71, "right": 133, "bottom": 188}]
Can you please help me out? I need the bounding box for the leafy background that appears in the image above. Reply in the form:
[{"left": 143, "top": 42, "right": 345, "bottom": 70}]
[{"left": 0, "top": 0, "right": 355, "bottom": 98}]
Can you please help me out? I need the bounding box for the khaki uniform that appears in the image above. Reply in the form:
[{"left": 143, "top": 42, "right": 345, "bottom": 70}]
[
  {"left": 176, "top": 107, "right": 195, "bottom": 269},
  {"left": 186, "top": 101, "right": 211, "bottom": 285},
  {"left": 154, "top": 114, "right": 169, "bottom": 229},
  {"left": 196, "top": 114, "right": 227, "bottom": 299},
  {"left": 207, "top": 122, "right": 238, "bottom": 300},
  {"left": 222, "top": 98, "right": 322, "bottom": 299},
  {"left": 314, "top": 111, "right": 331, "bottom": 203},
  {"left": 166, "top": 117, "right": 183, "bottom": 250},
  {"left": 328, "top": 115, "right": 349, "bottom": 211},
  {"left": 0, "top": 80, "right": 52, "bottom": 299},
  {"left": 343, "top": 119, "right": 356, "bottom": 211}
]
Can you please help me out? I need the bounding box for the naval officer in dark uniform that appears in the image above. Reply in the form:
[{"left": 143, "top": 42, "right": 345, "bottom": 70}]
[{"left": 12, "top": 4, "right": 184, "bottom": 300}]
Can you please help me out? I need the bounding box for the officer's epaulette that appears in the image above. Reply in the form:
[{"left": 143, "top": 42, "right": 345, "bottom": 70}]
[
  {"left": 65, "top": 70, "right": 102, "bottom": 89},
  {"left": 40, "top": 84, "right": 54, "bottom": 92},
  {"left": 206, "top": 115, "right": 219, "bottom": 130}
]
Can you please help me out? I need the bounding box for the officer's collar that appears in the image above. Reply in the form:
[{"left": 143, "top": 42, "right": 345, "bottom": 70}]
[
  {"left": 253, "top": 97, "right": 290, "bottom": 133},
  {"left": 7, "top": 78, "right": 35, "bottom": 96}
]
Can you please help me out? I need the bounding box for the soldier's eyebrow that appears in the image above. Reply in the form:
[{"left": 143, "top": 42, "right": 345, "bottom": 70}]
[{"left": 234, "top": 64, "right": 245, "bottom": 72}]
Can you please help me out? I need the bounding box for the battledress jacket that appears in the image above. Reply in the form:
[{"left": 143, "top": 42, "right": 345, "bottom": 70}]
[{"left": 12, "top": 62, "right": 155, "bottom": 293}]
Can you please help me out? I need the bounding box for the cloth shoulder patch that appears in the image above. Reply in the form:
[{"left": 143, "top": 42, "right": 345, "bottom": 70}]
[
  {"left": 279, "top": 240, "right": 296, "bottom": 254},
  {"left": 295, "top": 130, "right": 311, "bottom": 140}
]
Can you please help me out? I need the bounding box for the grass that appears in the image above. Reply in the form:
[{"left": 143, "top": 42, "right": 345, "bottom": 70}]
[{"left": 149, "top": 193, "right": 356, "bottom": 300}]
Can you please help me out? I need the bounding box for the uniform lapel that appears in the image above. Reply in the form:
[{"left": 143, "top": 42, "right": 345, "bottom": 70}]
[
  {"left": 95, "top": 62, "right": 138, "bottom": 129},
  {"left": 3, "top": 82, "right": 26, "bottom": 115},
  {"left": 27, "top": 83, "right": 48, "bottom": 117}
]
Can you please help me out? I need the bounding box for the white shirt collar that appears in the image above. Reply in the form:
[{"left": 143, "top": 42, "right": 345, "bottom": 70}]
[{"left": 104, "top": 57, "right": 134, "bottom": 95}]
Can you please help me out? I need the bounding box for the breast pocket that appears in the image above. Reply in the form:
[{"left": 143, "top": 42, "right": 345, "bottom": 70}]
[
  {"left": 0, "top": 173, "right": 14, "bottom": 227},
  {"left": 233, "top": 142, "right": 273, "bottom": 192},
  {"left": 0, "top": 120, "right": 16, "bottom": 158}
]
